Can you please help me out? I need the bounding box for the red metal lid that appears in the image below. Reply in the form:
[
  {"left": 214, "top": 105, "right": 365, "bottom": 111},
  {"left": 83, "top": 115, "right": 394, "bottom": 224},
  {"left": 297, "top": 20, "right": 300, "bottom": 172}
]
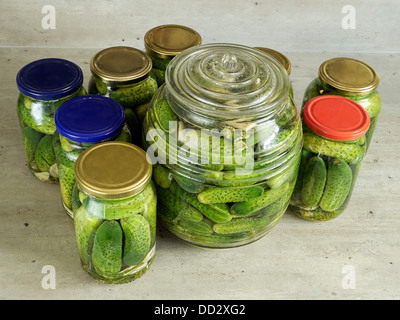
[{"left": 302, "top": 95, "right": 370, "bottom": 140}]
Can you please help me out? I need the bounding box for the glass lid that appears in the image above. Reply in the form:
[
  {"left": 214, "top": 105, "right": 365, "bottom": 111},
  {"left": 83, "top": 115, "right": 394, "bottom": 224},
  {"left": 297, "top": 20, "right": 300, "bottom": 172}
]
[{"left": 165, "top": 43, "right": 290, "bottom": 120}]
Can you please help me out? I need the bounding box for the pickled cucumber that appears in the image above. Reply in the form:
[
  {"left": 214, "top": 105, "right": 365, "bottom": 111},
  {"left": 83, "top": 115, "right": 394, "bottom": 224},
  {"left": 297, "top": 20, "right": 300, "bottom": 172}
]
[
  {"left": 170, "top": 182, "right": 232, "bottom": 223},
  {"left": 82, "top": 184, "right": 153, "bottom": 219},
  {"left": 320, "top": 158, "right": 353, "bottom": 211},
  {"left": 230, "top": 182, "right": 289, "bottom": 217},
  {"left": 22, "top": 126, "right": 43, "bottom": 166},
  {"left": 74, "top": 206, "right": 102, "bottom": 265},
  {"left": 109, "top": 76, "right": 157, "bottom": 108},
  {"left": 293, "top": 149, "right": 312, "bottom": 195},
  {"left": 35, "top": 135, "right": 56, "bottom": 172},
  {"left": 155, "top": 99, "right": 178, "bottom": 132},
  {"left": 197, "top": 186, "right": 264, "bottom": 204},
  {"left": 59, "top": 164, "right": 76, "bottom": 210},
  {"left": 17, "top": 101, "right": 56, "bottom": 135},
  {"left": 156, "top": 186, "right": 203, "bottom": 222},
  {"left": 303, "top": 132, "right": 365, "bottom": 164},
  {"left": 153, "top": 164, "right": 172, "bottom": 188},
  {"left": 91, "top": 220, "right": 123, "bottom": 277},
  {"left": 301, "top": 156, "right": 327, "bottom": 207},
  {"left": 121, "top": 214, "right": 151, "bottom": 266},
  {"left": 142, "top": 193, "right": 157, "bottom": 244},
  {"left": 213, "top": 215, "right": 270, "bottom": 235}
]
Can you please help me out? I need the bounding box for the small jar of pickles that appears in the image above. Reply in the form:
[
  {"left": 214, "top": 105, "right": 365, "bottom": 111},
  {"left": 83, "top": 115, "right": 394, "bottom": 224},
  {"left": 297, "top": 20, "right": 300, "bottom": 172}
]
[
  {"left": 144, "top": 24, "right": 202, "bottom": 86},
  {"left": 88, "top": 46, "right": 158, "bottom": 144},
  {"left": 16, "top": 58, "right": 86, "bottom": 183},
  {"left": 290, "top": 95, "right": 370, "bottom": 221},
  {"left": 54, "top": 95, "right": 132, "bottom": 218},
  {"left": 72, "top": 142, "right": 156, "bottom": 284},
  {"left": 302, "top": 57, "right": 380, "bottom": 150}
]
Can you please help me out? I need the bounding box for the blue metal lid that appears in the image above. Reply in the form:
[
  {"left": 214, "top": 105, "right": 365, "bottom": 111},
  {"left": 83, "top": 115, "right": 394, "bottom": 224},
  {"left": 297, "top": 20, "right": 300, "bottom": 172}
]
[
  {"left": 55, "top": 95, "right": 125, "bottom": 143},
  {"left": 16, "top": 58, "right": 83, "bottom": 100}
]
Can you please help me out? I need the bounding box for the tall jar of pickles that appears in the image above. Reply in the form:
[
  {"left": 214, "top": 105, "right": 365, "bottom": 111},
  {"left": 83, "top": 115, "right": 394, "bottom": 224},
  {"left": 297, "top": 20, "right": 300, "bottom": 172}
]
[
  {"left": 54, "top": 95, "right": 132, "bottom": 218},
  {"left": 88, "top": 46, "right": 158, "bottom": 144},
  {"left": 290, "top": 95, "right": 370, "bottom": 221},
  {"left": 143, "top": 43, "right": 303, "bottom": 248},
  {"left": 144, "top": 24, "right": 202, "bottom": 86},
  {"left": 72, "top": 142, "right": 156, "bottom": 284},
  {"left": 16, "top": 58, "right": 86, "bottom": 183},
  {"left": 302, "top": 57, "right": 380, "bottom": 150}
]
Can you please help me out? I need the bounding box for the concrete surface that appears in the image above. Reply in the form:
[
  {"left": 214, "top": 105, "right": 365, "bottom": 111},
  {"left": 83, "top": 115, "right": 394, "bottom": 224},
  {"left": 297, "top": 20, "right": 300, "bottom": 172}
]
[{"left": 0, "top": 0, "right": 399, "bottom": 300}]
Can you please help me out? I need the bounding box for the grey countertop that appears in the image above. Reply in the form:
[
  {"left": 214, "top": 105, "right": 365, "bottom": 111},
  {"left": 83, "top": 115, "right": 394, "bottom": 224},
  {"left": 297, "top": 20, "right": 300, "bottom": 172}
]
[{"left": 1, "top": 0, "right": 399, "bottom": 300}]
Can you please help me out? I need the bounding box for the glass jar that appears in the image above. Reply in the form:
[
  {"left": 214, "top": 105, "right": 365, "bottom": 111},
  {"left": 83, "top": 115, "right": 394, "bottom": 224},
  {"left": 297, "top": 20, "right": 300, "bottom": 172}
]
[
  {"left": 16, "top": 58, "right": 86, "bottom": 183},
  {"left": 88, "top": 46, "right": 158, "bottom": 145},
  {"left": 302, "top": 57, "right": 380, "bottom": 150},
  {"left": 72, "top": 141, "right": 156, "bottom": 284},
  {"left": 255, "top": 47, "right": 293, "bottom": 98},
  {"left": 54, "top": 95, "right": 132, "bottom": 218},
  {"left": 290, "top": 95, "right": 370, "bottom": 221},
  {"left": 144, "top": 24, "right": 202, "bottom": 86},
  {"left": 143, "top": 43, "right": 303, "bottom": 248}
]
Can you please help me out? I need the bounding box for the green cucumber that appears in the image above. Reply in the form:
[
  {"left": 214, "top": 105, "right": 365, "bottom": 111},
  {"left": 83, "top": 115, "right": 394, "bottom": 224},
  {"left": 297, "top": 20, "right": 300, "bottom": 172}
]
[
  {"left": 156, "top": 186, "right": 203, "bottom": 222},
  {"left": 230, "top": 182, "right": 289, "bottom": 217},
  {"left": 154, "top": 99, "right": 178, "bottom": 132},
  {"left": 74, "top": 206, "right": 102, "bottom": 265},
  {"left": 303, "top": 132, "right": 365, "bottom": 164},
  {"left": 35, "top": 135, "right": 56, "bottom": 172},
  {"left": 301, "top": 156, "right": 327, "bottom": 207},
  {"left": 121, "top": 214, "right": 151, "bottom": 266},
  {"left": 319, "top": 158, "right": 353, "bottom": 211},
  {"left": 22, "top": 126, "right": 43, "bottom": 166},
  {"left": 292, "top": 149, "right": 312, "bottom": 195},
  {"left": 153, "top": 165, "right": 172, "bottom": 188},
  {"left": 109, "top": 76, "right": 157, "bottom": 108},
  {"left": 82, "top": 184, "right": 153, "bottom": 219},
  {"left": 197, "top": 186, "right": 264, "bottom": 204},
  {"left": 91, "top": 220, "right": 123, "bottom": 277},
  {"left": 170, "top": 182, "right": 232, "bottom": 223},
  {"left": 213, "top": 215, "right": 270, "bottom": 235},
  {"left": 59, "top": 164, "right": 76, "bottom": 210}
]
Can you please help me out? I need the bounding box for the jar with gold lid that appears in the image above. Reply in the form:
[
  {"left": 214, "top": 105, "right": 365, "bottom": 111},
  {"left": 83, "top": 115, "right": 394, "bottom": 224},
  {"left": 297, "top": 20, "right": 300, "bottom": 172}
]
[
  {"left": 144, "top": 24, "right": 202, "bottom": 86},
  {"left": 72, "top": 141, "right": 156, "bottom": 284},
  {"left": 302, "top": 57, "right": 380, "bottom": 149},
  {"left": 88, "top": 46, "right": 158, "bottom": 144},
  {"left": 143, "top": 43, "right": 302, "bottom": 248}
]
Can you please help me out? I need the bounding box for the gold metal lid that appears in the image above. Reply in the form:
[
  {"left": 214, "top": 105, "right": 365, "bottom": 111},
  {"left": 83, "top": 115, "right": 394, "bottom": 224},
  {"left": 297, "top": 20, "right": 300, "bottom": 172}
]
[
  {"left": 255, "top": 47, "right": 292, "bottom": 75},
  {"left": 75, "top": 141, "right": 152, "bottom": 199},
  {"left": 318, "top": 57, "right": 379, "bottom": 95},
  {"left": 144, "top": 24, "right": 202, "bottom": 59},
  {"left": 90, "top": 46, "right": 152, "bottom": 84}
]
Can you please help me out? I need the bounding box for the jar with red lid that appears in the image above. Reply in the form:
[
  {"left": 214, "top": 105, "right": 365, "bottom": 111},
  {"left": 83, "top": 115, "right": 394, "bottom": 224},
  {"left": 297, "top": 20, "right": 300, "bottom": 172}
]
[
  {"left": 302, "top": 57, "right": 380, "bottom": 150},
  {"left": 290, "top": 95, "right": 370, "bottom": 221}
]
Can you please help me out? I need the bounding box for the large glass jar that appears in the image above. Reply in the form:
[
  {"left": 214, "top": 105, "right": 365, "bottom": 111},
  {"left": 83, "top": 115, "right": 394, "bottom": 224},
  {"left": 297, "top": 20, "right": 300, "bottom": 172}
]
[
  {"left": 16, "top": 58, "right": 86, "bottom": 183},
  {"left": 72, "top": 141, "right": 156, "bottom": 284},
  {"left": 290, "top": 95, "right": 370, "bottom": 221},
  {"left": 54, "top": 95, "right": 132, "bottom": 218},
  {"left": 88, "top": 46, "right": 158, "bottom": 145},
  {"left": 302, "top": 57, "right": 380, "bottom": 150},
  {"left": 144, "top": 24, "right": 202, "bottom": 86},
  {"left": 143, "top": 43, "right": 303, "bottom": 248}
]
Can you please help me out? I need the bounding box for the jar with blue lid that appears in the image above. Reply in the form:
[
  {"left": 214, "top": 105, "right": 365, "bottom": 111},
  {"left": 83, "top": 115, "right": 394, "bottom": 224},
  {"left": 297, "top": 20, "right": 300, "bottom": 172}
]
[
  {"left": 16, "top": 58, "right": 86, "bottom": 184},
  {"left": 54, "top": 95, "right": 132, "bottom": 218}
]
